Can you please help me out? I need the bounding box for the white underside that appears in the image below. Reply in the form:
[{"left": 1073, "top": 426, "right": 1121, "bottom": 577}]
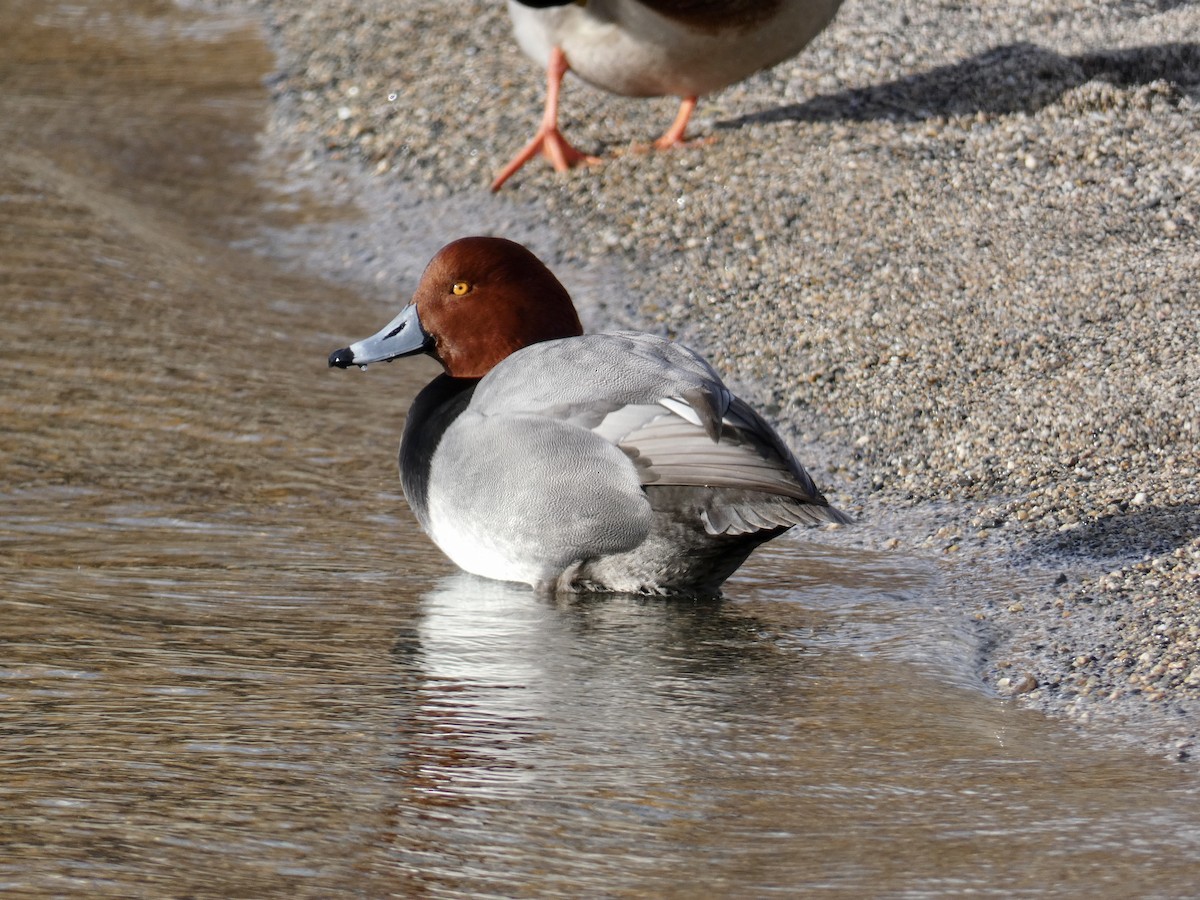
[
  {"left": 506, "top": 0, "right": 843, "bottom": 97},
  {"left": 426, "top": 505, "right": 554, "bottom": 588}
]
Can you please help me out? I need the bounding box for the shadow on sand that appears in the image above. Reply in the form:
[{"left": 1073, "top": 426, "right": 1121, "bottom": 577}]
[{"left": 723, "top": 41, "right": 1200, "bottom": 127}]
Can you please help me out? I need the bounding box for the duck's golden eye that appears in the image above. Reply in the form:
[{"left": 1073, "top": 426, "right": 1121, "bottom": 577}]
[{"left": 451, "top": 281, "right": 471, "bottom": 296}]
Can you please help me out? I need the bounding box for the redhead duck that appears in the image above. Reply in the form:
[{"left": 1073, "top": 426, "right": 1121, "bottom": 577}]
[
  {"left": 329, "top": 236, "right": 850, "bottom": 596},
  {"left": 492, "top": 0, "right": 845, "bottom": 190}
]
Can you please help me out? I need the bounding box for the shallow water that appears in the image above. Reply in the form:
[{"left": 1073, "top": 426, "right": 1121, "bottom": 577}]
[{"left": 3, "top": 1, "right": 1200, "bottom": 896}]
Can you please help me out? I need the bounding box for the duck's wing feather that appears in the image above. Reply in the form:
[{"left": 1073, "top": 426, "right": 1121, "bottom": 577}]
[
  {"left": 597, "top": 395, "right": 849, "bottom": 533},
  {"left": 472, "top": 333, "right": 850, "bottom": 535},
  {"left": 471, "top": 331, "right": 726, "bottom": 429}
]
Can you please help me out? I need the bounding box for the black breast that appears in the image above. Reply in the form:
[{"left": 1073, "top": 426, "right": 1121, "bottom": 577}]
[{"left": 399, "top": 374, "right": 478, "bottom": 530}]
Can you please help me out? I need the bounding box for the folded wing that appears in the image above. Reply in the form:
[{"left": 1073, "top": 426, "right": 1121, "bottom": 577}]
[
  {"left": 473, "top": 332, "right": 850, "bottom": 537},
  {"left": 596, "top": 395, "right": 848, "bottom": 535}
]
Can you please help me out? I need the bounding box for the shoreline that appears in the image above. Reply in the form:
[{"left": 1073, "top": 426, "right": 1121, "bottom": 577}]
[{"left": 229, "top": 0, "right": 1199, "bottom": 760}]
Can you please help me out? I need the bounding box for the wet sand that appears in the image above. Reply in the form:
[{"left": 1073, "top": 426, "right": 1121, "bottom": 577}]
[{"left": 225, "top": 0, "right": 1199, "bottom": 758}]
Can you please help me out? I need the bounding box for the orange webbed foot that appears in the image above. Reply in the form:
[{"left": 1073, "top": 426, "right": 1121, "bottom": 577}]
[
  {"left": 491, "top": 46, "right": 601, "bottom": 192},
  {"left": 491, "top": 127, "right": 600, "bottom": 192}
]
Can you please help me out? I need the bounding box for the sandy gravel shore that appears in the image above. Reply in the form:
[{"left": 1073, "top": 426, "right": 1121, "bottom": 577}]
[{"left": 224, "top": 0, "right": 1199, "bottom": 759}]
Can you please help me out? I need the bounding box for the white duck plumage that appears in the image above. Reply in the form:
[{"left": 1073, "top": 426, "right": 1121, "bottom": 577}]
[{"left": 492, "top": 0, "right": 845, "bottom": 189}]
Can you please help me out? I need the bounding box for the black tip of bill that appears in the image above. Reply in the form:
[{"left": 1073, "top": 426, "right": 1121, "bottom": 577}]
[{"left": 328, "top": 347, "right": 355, "bottom": 369}]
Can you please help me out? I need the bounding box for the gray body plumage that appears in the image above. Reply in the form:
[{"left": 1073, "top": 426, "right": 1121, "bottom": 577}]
[{"left": 400, "top": 332, "right": 848, "bottom": 596}]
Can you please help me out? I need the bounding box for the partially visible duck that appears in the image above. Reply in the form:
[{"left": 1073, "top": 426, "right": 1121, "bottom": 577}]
[
  {"left": 329, "top": 236, "right": 850, "bottom": 596},
  {"left": 491, "top": 0, "right": 845, "bottom": 190}
]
